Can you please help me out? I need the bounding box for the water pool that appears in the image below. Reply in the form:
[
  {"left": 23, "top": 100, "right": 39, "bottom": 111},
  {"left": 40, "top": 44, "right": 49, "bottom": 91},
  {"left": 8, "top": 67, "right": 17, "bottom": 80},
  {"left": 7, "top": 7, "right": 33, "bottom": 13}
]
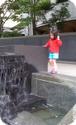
[{"left": 12, "top": 105, "right": 66, "bottom": 125}]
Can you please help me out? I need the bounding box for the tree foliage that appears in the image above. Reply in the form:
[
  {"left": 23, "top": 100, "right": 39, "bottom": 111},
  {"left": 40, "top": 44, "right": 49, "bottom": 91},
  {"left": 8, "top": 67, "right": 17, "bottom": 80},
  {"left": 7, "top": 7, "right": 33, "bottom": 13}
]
[
  {"left": 0, "top": 0, "right": 15, "bottom": 33},
  {"left": 0, "top": 0, "right": 70, "bottom": 36},
  {"left": 10, "top": 0, "right": 70, "bottom": 34},
  {"left": 10, "top": 0, "right": 53, "bottom": 35},
  {"left": 1, "top": 31, "right": 23, "bottom": 37},
  {"left": 49, "top": 2, "right": 70, "bottom": 31}
]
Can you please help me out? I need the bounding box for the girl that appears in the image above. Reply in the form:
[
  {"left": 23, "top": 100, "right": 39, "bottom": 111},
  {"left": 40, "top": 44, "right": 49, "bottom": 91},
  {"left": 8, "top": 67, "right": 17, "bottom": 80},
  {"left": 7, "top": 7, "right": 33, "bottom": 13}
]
[{"left": 43, "top": 32, "right": 62, "bottom": 74}]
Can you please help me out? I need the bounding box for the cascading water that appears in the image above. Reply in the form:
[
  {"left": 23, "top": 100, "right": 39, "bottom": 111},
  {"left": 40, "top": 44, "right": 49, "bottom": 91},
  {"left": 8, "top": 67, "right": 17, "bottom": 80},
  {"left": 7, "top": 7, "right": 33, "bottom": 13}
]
[{"left": 0, "top": 55, "right": 46, "bottom": 125}]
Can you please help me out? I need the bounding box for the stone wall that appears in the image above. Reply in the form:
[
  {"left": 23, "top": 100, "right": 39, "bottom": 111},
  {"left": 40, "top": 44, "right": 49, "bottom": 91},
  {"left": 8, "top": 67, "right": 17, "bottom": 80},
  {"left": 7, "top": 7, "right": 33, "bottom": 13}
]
[
  {"left": 0, "top": 33, "right": 76, "bottom": 61},
  {"left": 14, "top": 45, "right": 48, "bottom": 72},
  {"left": 31, "top": 73, "right": 76, "bottom": 112}
]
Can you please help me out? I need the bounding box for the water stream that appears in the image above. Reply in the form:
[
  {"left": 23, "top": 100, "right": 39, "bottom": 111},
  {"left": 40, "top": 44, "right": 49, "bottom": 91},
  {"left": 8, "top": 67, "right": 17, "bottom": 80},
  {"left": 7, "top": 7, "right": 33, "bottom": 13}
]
[{"left": 0, "top": 55, "right": 66, "bottom": 125}]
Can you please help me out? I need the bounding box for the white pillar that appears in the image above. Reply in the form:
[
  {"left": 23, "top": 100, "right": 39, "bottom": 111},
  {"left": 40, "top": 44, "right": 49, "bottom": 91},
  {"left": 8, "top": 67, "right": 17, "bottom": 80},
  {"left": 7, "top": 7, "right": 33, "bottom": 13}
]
[
  {"left": 50, "top": 0, "right": 56, "bottom": 4},
  {"left": 28, "top": 22, "right": 33, "bottom": 36}
]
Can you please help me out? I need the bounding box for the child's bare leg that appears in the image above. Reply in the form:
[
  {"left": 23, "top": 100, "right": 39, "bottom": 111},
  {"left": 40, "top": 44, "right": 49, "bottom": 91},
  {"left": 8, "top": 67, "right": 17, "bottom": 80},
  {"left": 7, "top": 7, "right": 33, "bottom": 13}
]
[
  {"left": 48, "top": 59, "right": 54, "bottom": 72},
  {"left": 53, "top": 59, "right": 58, "bottom": 72},
  {"left": 48, "top": 59, "right": 58, "bottom": 73}
]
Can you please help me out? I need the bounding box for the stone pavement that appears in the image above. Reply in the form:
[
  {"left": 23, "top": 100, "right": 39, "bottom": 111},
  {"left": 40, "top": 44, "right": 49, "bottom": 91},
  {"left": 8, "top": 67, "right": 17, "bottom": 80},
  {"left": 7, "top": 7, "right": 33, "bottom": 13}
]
[{"left": 57, "top": 61, "right": 76, "bottom": 77}]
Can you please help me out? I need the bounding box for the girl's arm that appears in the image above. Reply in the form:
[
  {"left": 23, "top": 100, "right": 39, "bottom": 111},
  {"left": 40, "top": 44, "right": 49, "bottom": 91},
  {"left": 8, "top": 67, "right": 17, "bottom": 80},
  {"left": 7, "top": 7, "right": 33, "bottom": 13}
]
[
  {"left": 57, "top": 39, "right": 62, "bottom": 46},
  {"left": 43, "top": 41, "right": 49, "bottom": 48}
]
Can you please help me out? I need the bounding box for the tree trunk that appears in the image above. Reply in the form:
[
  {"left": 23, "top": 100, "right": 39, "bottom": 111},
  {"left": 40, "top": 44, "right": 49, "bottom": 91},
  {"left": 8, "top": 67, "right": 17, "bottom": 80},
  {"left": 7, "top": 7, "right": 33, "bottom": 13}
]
[
  {"left": 0, "top": 17, "right": 3, "bottom": 37},
  {"left": 32, "top": 14, "right": 37, "bottom": 35},
  {"left": 31, "top": 0, "right": 37, "bottom": 35}
]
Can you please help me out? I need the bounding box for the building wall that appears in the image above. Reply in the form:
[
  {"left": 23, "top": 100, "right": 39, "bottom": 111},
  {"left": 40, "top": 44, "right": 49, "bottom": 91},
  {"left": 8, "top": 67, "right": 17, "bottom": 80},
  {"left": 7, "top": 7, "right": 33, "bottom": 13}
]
[
  {"left": 37, "top": 1, "right": 76, "bottom": 34},
  {"left": 62, "top": 20, "right": 76, "bottom": 32}
]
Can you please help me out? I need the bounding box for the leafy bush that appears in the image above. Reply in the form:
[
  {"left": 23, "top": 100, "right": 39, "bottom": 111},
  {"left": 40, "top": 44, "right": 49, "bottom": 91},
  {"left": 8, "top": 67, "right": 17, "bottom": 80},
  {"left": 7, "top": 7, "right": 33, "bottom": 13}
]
[{"left": 1, "top": 31, "right": 24, "bottom": 37}]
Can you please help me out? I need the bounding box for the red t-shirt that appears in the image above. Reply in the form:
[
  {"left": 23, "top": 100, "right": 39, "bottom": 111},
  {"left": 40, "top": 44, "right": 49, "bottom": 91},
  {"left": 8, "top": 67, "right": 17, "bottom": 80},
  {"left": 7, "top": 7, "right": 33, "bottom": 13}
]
[{"left": 45, "top": 38, "right": 62, "bottom": 53}]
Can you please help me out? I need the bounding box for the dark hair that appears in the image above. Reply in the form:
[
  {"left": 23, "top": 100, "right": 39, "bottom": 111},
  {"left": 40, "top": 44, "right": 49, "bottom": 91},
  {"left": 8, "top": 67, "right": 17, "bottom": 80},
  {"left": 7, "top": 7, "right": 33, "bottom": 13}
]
[{"left": 50, "top": 31, "right": 58, "bottom": 39}]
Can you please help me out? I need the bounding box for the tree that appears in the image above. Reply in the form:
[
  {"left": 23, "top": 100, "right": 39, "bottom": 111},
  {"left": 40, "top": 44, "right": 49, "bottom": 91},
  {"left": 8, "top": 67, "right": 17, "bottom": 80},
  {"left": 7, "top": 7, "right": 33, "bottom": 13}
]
[
  {"left": 48, "top": 2, "right": 70, "bottom": 32},
  {"left": 10, "top": 0, "right": 70, "bottom": 35},
  {"left": 0, "top": 0, "right": 69, "bottom": 36},
  {"left": 9, "top": 0, "right": 53, "bottom": 35},
  {"left": 0, "top": 0, "right": 16, "bottom": 37}
]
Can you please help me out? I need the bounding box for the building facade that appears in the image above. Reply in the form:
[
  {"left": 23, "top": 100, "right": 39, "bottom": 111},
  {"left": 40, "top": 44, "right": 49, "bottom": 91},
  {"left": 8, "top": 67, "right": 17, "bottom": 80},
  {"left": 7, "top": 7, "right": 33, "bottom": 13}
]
[{"left": 36, "top": 0, "right": 76, "bottom": 34}]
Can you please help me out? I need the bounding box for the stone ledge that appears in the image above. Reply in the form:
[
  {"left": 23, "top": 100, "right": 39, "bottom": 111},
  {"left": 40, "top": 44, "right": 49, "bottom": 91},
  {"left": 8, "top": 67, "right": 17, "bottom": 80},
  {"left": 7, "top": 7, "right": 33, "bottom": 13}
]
[{"left": 32, "top": 72, "right": 76, "bottom": 87}]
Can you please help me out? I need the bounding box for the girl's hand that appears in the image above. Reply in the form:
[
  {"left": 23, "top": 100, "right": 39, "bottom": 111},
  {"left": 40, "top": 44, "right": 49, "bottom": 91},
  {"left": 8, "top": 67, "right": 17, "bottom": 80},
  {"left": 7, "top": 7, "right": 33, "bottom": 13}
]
[{"left": 42, "top": 45, "right": 46, "bottom": 47}]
